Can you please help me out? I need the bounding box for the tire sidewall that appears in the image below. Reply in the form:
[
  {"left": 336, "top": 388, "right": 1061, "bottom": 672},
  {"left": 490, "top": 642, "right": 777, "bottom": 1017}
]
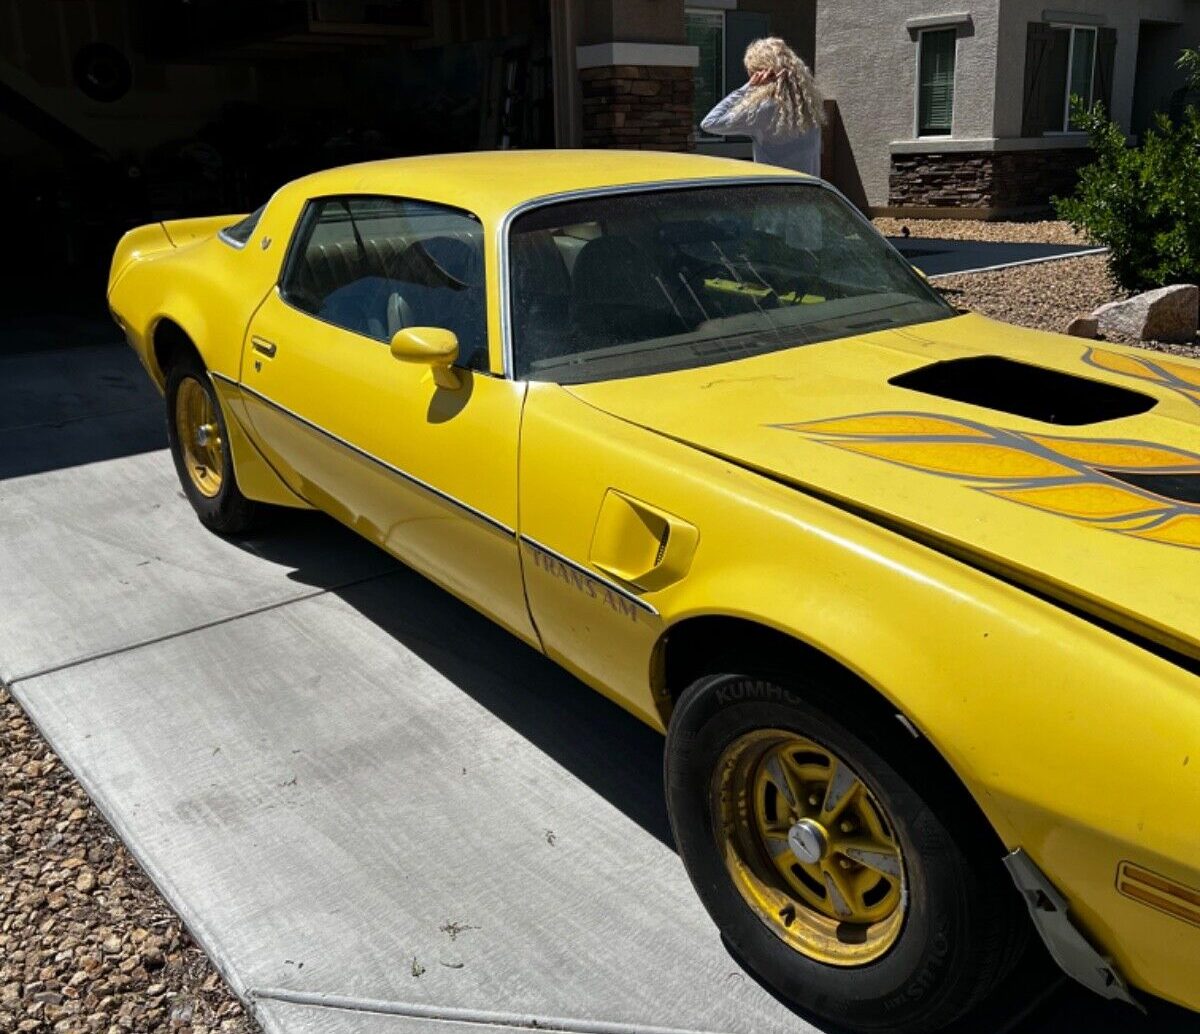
[
  {"left": 665, "top": 674, "right": 980, "bottom": 1031},
  {"left": 164, "top": 360, "right": 251, "bottom": 533}
]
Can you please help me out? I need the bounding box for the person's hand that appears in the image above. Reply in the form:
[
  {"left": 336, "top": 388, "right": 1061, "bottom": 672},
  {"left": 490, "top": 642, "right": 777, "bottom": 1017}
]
[{"left": 748, "top": 68, "right": 777, "bottom": 86}]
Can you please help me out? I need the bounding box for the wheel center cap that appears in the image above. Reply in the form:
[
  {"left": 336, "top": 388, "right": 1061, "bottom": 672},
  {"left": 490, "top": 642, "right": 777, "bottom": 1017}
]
[
  {"left": 196, "top": 423, "right": 216, "bottom": 448},
  {"left": 788, "top": 818, "right": 829, "bottom": 864}
]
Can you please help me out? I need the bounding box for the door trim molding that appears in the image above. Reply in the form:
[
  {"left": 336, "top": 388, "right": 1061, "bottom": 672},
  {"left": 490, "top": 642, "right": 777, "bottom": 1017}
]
[
  {"left": 211, "top": 371, "right": 516, "bottom": 538},
  {"left": 519, "top": 535, "right": 659, "bottom": 616}
]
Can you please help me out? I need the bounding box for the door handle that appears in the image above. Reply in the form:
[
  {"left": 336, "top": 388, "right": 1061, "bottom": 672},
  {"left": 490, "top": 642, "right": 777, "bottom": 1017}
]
[{"left": 251, "top": 337, "right": 277, "bottom": 358}]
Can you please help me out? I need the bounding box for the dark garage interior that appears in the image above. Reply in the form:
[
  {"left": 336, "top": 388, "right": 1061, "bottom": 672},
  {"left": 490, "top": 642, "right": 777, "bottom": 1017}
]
[{"left": 2, "top": 0, "right": 555, "bottom": 317}]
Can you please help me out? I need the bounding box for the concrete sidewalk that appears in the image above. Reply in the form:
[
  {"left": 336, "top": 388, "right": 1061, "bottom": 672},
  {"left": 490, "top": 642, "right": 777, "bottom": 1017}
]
[{"left": 2, "top": 340, "right": 1196, "bottom": 1034}]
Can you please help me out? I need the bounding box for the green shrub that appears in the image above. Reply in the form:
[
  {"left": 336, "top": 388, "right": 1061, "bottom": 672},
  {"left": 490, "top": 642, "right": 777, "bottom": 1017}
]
[
  {"left": 1178, "top": 45, "right": 1200, "bottom": 90},
  {"left": 1054, "top": 80, "right": 1200, "bottom": 292}
]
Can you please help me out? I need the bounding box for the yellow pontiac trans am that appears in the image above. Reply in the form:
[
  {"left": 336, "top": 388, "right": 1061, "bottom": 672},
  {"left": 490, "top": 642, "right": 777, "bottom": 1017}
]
[{"left": 108, "top": 151, "right": 1199, "bottom": 1032}]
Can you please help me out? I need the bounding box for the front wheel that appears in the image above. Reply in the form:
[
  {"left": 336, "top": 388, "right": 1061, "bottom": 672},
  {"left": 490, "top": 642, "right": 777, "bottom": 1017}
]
[
  {"left": 165, "top": 356, "right": 261, "bottom": 535},
  {"left": 665, "top": 672, "right": 1029, "bottom": 1033}
]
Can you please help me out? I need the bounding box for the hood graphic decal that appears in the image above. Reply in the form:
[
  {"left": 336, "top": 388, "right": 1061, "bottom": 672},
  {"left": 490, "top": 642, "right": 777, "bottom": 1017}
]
[
  {"left": 778, "top": 412, "right": 1200, "bottom": 551},
  {"left": 1083, "top": 347, "right": 1200, "bottom": 408}
]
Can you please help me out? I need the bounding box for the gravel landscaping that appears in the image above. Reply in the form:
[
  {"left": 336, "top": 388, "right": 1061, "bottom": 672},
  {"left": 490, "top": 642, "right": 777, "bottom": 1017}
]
[
  {"left": 1, "top": 686, "right": 255, "bottom": 1034},
  {"left": 873, "top": 218, "right": 1199, "bottom": 358},
  {"left": 938, "top": 252, "right": 1116, "bottom": 332},
  {"left": 873, "top": 217, "right": 1090, "bottom": 246}
]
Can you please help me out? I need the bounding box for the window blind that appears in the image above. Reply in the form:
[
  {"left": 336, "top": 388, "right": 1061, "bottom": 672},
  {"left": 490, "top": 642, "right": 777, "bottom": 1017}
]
[{"left": 919, "top": 29, "right": 957, "bottom": 136}]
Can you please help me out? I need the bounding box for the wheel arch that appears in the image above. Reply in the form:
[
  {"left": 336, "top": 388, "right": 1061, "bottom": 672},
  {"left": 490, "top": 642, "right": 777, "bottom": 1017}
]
[
  {"left": 152, "top": 313, "right": 305, "bottom": 510},
  {"left": 652, "top": 613, "right": 1011, "bottom": 858},
  {"left": 151, "top": 316, "right": 204, "bottom": 388}
]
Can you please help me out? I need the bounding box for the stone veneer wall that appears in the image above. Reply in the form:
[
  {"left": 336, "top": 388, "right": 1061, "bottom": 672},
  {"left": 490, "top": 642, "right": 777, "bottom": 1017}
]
[
  {"left": 888, "top": 149, "right": 1093, "bottom": 210},
  {"left": 580, "top": 65, "right": 693, "bottom": 151}
]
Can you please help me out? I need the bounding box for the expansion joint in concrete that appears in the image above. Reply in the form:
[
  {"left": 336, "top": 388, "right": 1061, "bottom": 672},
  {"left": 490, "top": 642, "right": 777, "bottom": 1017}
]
[
  {"left": 8, "top": 571, "right": 396, "bottom": 686},
  {"left": 248, "top": 986, "right": 736, "bottom": 1034}
]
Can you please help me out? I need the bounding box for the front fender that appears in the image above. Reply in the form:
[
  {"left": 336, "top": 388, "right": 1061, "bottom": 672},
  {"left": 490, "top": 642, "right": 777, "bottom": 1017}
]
[{"left": 653, "top": 473, "right": 1200, "bottom": 1011}]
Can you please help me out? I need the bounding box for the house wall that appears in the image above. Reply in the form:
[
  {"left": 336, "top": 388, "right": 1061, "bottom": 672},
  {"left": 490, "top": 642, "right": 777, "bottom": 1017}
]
[
  {"left": 580, "top": 0, "right": 686, "bottom": 45},
  {"left": 994, "top": 0, "right": 1193, "bottom": 138},
  {"left": 818, "top": 0, "right": 1199, "bottom": 212},
  {"left": 815, "top": 1, "right": 1002, "bottom": 209}
]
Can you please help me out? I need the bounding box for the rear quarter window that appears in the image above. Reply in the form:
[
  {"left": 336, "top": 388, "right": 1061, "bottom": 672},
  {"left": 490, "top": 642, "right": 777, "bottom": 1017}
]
[{"left": 219, "top": 205, "right": 265, "bottom": 248}]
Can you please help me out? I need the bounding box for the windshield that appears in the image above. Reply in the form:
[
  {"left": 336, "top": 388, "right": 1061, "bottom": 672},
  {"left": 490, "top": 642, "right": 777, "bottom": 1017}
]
[{"left": 507, "top": 182, "right": 953, "bottom": 383}]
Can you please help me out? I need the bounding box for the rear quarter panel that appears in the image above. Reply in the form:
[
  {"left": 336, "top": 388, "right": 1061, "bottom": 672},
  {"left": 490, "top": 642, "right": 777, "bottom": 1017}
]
[{"left": 107, "top": 190, "right": 303, "bottom": 388}]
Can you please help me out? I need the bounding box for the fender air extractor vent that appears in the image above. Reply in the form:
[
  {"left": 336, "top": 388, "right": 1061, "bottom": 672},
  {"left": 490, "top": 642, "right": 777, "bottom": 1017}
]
[{"left": 889, "top": 356, "right": 1156, "bottom": 425}]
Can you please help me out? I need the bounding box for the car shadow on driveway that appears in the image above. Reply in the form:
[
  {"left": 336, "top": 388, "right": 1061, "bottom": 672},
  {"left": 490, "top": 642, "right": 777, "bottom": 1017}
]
[
  {"left": 225, "top": 515, "right": 1199, "bottom": 1034},
  {"left": 304, "top": 538, "right": 674, "bottom": 847}
]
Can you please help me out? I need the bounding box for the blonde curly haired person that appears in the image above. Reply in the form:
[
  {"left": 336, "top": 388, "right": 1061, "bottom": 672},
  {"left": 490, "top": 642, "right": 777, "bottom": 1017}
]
[{"left": 701, "top": 37, "right": 825, "bottom": 177}]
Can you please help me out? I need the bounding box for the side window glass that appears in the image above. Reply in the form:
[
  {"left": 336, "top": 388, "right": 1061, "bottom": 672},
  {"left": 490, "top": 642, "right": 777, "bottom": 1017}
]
[{"left": 280, "top": 196, "right": 488, "bottom": 369}]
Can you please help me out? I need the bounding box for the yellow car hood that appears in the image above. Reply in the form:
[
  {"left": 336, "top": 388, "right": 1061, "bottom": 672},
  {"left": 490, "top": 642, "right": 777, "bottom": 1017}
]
[{"left": 565, "top": 314, "right": 1200, "bottom": 659}]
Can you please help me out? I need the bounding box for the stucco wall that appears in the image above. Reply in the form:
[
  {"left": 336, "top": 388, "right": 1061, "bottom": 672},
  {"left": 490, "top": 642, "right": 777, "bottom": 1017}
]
[
  {"left": 581, "top": 0, "right": 686, "bottom": 45},
  {"left": 816, "top": 2, "right": 1001, "bottom": 207}
]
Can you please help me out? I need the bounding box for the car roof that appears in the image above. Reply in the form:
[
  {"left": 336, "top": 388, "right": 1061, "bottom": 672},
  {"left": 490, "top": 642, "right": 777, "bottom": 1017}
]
[{"left": 278, "top": 149, "right": 807, "bottom": 223}]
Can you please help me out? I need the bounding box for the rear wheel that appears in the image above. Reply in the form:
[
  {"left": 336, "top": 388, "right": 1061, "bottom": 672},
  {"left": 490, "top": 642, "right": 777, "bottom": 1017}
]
[
  {"left": 165, "top": 355, "right": 261, "bottom": 535},
  {"left": 665, "top": 672, "right": 1029, "bottom": 1033}
]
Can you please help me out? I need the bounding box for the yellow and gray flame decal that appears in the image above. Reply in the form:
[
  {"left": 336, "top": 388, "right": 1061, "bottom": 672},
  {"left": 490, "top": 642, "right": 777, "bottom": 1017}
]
[
  {"left": 1084, "top": 347, "right": 1200, "bottom": 407},
  {"left": 779, "top": 412, "right": 1200, "bottom": 550}
]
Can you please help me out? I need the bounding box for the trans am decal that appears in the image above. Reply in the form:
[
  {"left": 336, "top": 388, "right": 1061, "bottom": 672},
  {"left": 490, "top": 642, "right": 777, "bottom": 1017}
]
[
  {"left": 1084, "top": 347, "right": 1200, "bottom": 408},
  {"left": 779, "top": 412, "right": 1200, "bottom": 550}
]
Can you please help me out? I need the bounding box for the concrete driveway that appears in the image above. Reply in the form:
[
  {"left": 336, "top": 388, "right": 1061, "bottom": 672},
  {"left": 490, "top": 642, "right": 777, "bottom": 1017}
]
[{"left": 2, "top": 333, "right": 1197, "bottom": 1034}]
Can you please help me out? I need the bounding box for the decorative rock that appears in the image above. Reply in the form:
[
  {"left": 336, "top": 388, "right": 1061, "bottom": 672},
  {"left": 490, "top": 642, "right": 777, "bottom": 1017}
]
[
  {"left": 1092, "top": 284, "right": 1199, "bottom": 344},
  {"left": 1065, "top": 315, "right": 1099, "bottom": 338}
]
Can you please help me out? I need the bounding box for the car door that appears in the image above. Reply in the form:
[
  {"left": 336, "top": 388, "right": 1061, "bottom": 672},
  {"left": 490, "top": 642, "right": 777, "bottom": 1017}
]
[{"left": 239, "top": 194, "right": 536, "bottom": 645}]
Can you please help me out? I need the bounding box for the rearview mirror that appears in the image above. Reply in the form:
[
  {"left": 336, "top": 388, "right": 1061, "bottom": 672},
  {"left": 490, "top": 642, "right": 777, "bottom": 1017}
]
[{"left": 390, "top": 327, "right": 460, "bottom": 389}]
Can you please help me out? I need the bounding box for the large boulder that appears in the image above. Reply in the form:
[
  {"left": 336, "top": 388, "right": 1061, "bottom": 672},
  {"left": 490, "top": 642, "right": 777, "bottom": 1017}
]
[{"left": 1092, "top": 284, "right": 1199, "bottom": 344}]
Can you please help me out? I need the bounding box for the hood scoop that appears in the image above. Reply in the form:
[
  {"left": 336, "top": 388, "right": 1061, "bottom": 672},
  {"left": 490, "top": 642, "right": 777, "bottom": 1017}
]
[{"left": 889, "top": 356, "right": 1156, "bottom": 425}]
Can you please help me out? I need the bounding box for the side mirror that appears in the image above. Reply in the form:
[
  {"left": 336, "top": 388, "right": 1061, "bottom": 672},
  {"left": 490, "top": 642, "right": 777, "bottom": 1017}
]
[{"left": 390, "top": 327, "right": 461, "bottom": 389}]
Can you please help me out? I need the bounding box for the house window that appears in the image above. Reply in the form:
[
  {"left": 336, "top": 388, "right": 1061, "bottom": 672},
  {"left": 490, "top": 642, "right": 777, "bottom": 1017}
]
[
  {"left": 1065, "top": 27, "right": 1097, "bottom": 130},
  {"left": 1023, "top": 23, "right": 1117, "bottom": 136},
  {"left": 685, "top": 7, "right": 772, "bottom": 136},
  {"left": 686, "top": 9, "right": 725, "bottom": 134},
  {"left": 917, "top": 28, "right": 957, "bottom": 136}
]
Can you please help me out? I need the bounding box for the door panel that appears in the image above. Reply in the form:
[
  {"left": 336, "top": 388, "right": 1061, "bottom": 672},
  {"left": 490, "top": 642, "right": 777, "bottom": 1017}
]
[
  {"left": 242, "top": 290, "right": 534, "bottom": 643},
  {"left": 238, "top": 195, "right": 535, "bottom": 645}
]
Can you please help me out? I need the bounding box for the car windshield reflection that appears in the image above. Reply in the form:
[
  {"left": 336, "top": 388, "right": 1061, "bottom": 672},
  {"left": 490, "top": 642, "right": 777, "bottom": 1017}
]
[{"left": 507, "top": 182, "right": 954, "bottom": 383}]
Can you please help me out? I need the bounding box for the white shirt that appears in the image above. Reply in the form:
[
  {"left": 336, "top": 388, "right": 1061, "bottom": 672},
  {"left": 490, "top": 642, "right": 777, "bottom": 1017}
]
[{"left": 701, "top": 83, "right": 822, "bottom": 177}]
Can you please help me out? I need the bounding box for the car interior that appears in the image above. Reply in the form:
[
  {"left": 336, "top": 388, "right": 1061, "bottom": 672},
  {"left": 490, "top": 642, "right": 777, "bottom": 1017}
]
[
  {"left": 281, "top": 200, "right": 489, "bottom": 370},
  {"left": 507, "top": 186, "right": 950, "bottom": 381}
]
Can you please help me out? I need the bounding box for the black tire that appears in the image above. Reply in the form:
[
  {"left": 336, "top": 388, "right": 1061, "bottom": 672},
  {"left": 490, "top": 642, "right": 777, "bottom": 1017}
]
[
  {"left": 665, "top": 671, "right": 1030, "bottom": 1034},
  {"left": 164, "top": 354, "right": 262, "bottom": 535}
]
